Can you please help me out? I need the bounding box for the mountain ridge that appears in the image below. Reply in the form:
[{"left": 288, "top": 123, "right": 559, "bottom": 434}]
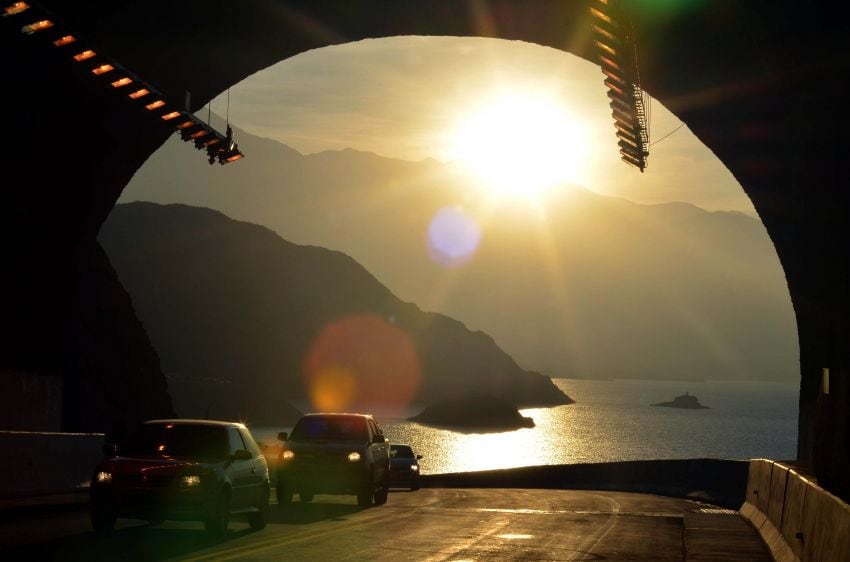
[
  {"left": 100, "top": 202, "right": 571, "bottom": 423},
  {"left": 123, "top": 123, "right": 799, "bottom": 382}
]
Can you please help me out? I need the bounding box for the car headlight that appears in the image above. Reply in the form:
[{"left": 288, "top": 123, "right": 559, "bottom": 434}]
[
  {"left": 282, "top": 450, "right": 295, "bottom": 460},
  {"left": 410, "top": 465, "right": 419, "bottom": 472},
  {"left": 178, "top": 475, "right": 202, "bottom": 488},
  {"left": 347, "top": 452, "right": 361, "bottom": 462},
  {"left": 95, "top": 471, "right": 112, "bottom": 484}
]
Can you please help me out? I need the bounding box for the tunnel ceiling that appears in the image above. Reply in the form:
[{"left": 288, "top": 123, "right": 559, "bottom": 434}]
[{"left": 30, "top": 0, "right": 847, "bottom": 347}]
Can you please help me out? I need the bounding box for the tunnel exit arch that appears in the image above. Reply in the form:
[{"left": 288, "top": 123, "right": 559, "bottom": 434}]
[{"left": 3, "top": 0, "right": 847, "bottom": 499}]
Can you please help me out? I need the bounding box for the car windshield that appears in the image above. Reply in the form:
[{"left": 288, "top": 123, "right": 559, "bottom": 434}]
[
  {"left": 391, "top": 445, "right": 414, "bottom": 459},
  {"left": 121, "top": 423, "right": 229, "bottom": 460},
  {"left": 289, "top": 417, "right": 368, "bottom": 443}
]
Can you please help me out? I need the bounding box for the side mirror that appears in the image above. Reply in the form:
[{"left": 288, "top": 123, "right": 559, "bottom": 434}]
[
  {"left": 232, "top": 449, "right": 252, "bottom": 462},
  {"left": 277, "top": 431, "right": 288, "bottom": 442},
  {"left": 103, "top": 443, "right": 118, "bottom": 458},
  {"left": 372, "top": 434, "right": 385, "bottom": 444},
  {"left": 416, "top": 455, "right": 423, "bottom": 460}
]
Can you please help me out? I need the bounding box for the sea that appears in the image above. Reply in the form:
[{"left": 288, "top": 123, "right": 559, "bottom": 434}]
[{"left": 251, "top": 378, "right": 799, "bottom": 475}]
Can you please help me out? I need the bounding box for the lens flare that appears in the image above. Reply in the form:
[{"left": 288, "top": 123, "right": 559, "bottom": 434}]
[
  {"left": 427, "top": 206, "right": 481, "bottom": 268},
  {"left": 309, "top": 366, "right": 357, "bottom": 412},
  {"left": 303, "top": 315, "right": 421, "bottom": 414}
]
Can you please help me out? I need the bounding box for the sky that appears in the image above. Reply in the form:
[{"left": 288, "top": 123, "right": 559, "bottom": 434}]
[{"left": 210, "top": 36, "right": 756, "bottom": 215}]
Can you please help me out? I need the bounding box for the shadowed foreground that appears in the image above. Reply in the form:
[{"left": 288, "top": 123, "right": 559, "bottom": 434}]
[{"left": 1, "top": 488, "right": 769, "bottom": 561}]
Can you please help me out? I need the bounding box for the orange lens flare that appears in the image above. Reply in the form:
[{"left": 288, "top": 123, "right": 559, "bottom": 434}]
[
  {"left": 161, "top": 111, "right": 181, "bottom": 121},
  {"left": 224, "top": 153, "right": 243, "bottom": 163},
  {"left": 91, "top": 64, "right": 113, "bottom": 75},
  {"left": 303, "top": 314, "right": 421, "bottom": 415},
  {"left": 175, "top": 120, "right": 194, "bottom": 130},
  {"left": 309, "top": 367, "right": 358, "bottom": 412},
  {"left": 145, "top": 100, "right": 165, "bottom": 110},
  {"left": 128, "top": 88, "right": 149, "bottom": 99}
]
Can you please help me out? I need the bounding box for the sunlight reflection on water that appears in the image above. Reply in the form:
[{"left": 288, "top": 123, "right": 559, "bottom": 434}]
[{"left": 253, "top": 378, "right": 798, "bottom": 475}]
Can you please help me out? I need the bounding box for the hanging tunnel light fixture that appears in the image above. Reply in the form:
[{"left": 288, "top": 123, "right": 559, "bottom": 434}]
[
  {"left": 3, "top": 1, "right": 28, "bottom": 16},
  {"left": 72, "top": 49, "right": 95, "bottom": 61},
  {"left": 11, "top": 0, "right": 245, "bottom": 166},
  {"left": 20, "top": 18, "right": 50, "bottom": 34},
  {"left": 110, "top": 77, "right": 132, "bottom": 88},
  {"left": 590, "top": 0, "right": 649, "bottom": 172},
  {"left": 91, "top": 63, "right": 113, "bottom": 75},
  {"left": 52, "top": 34, "right": 74, "bottom": 46}
]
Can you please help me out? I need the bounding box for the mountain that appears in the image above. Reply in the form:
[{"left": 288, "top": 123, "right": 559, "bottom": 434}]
[
  {"left": 121, "top": 124, "right": 799, "bottom": 381},
  {"left": 99, "top": 203, "right": 570, "bottom": 423}
]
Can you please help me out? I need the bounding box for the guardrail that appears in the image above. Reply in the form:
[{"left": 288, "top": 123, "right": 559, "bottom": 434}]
[
  {"left": 0, "top": 431, "right": 104, "bottom": 497},
  {"left": 422, "top": 458, "right": 749, "bottom": 509},
  {"left": 740, "top": 459, "right": 850, "bottom": 562}
]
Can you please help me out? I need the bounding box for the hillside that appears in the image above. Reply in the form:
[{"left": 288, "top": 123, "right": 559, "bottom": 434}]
[
  {"left": 122, "top": 125, "right": 799, "bottom": 381},
  {"left": 100, "top": 203, "right": 571, "bottom": 423}
]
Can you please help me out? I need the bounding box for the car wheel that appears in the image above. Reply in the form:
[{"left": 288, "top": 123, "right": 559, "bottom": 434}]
[
  {"left": 91, "top": 504, "right": 116, "bottom": 535},
  {"left": 299, "top": 491, "right": 314, "bottom": 503},
  {"left": 205, "top": 488, "right": 231, "bottom": 537},
  {"left": 276, "top": 480, "right": 292, "bottom": 506},
  {"left": 357, "top": 478, "right": 374, "bottom": 507},
  {"left": 248, "top": 486, "right": 269, "bottom": 531},
  {"left": 374, "top": 487, "right": 388, "bottom": 505}
]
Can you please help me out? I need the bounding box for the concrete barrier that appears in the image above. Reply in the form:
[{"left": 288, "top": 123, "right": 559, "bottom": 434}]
[
  {"left": 780, "top": 468, "right": 808, "bottom": 560},
  {"left": 0, "top": 431, "right": 104, "bottom": 497},
  {"left": 740, "top": 459, "right": 850, "bottom": 562},
  {"left": 422, "top": 458, "right": 749, "bottom": 508}
]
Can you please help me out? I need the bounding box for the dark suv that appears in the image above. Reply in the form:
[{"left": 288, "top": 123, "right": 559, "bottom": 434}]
[
  {"left": 90, "top": 419, "right": 270, "bottom": 535},
  {"left": 277, "top": 413, "right": 390, "bottom": 507}
]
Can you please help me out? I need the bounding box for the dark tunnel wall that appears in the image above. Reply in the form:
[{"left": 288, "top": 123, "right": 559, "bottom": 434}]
[{"left": 2, "top": 1, "right": 848, "bottom": 497}]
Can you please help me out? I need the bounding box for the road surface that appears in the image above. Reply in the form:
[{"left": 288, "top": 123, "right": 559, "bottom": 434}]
[{"left": 0, "top": 488, "right": 770, "bottom": 561}]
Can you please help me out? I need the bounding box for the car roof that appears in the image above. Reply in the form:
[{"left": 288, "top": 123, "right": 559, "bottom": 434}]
[
  {"left": 299, "top": 413, "right": 374, "bottom": 420},
  {"left": 144, "top": 419, "right": 247, "bottom": 429}
]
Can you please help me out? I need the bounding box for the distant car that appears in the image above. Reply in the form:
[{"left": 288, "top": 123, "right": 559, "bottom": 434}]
[
  {"left": 388, "top": 444, "right": 423, "bottom": 490},
  {"left": 90, "top": 419, "right": 270, "bottom": 536},
  {"left": 277, "top": 413, "right": 390, "bottom": 507}
]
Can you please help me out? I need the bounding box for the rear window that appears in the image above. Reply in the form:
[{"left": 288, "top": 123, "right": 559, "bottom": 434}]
[
  {"left": 391, "top": 445, "right": 414, "bottom": 458},
  {"left": 122, "top": 423, "right": 229, "bottom": 460},
  {"left": 289, "top": 416, "right": 368, "bottom": 443}
]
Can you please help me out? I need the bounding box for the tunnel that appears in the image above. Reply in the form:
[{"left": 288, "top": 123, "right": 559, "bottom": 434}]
[{"left": 1, "top": 0, "right": 847, "bottom": 500}]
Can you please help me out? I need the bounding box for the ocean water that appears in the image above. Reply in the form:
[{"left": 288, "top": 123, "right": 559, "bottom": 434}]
[{"left": 252, "top": 378, "right": 799, "bottom": 475}]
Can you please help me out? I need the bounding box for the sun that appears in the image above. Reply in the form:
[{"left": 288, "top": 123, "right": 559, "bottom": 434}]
[{"left": 450, "top": 91, "right": 588, "bottom": 202}]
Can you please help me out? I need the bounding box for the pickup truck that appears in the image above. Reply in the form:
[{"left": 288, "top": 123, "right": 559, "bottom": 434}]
[{"left": 276, "top": 413, "right": 390, "bottom": 506}]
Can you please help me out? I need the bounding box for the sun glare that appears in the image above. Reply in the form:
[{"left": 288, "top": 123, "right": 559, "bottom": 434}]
[{"left": 450, "top": 91, "right": 588, "bottom": 202}]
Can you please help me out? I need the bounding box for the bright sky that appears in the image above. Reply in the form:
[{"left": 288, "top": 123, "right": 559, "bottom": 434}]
[{"left": 212, "top": 36, "right": 755, "bottom": 215}]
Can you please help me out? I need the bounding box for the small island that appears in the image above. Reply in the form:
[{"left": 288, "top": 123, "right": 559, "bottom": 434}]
[
  {"left": 652, "top": 392, "right": 709, "bottom": 409},
  {"left": 409, "top": 394, "right": 535, "bottom": 432}
]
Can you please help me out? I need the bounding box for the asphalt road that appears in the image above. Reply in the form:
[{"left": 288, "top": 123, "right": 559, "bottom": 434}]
[{"left": 0, "top": 488, "right": 770, "bottom": 561}]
